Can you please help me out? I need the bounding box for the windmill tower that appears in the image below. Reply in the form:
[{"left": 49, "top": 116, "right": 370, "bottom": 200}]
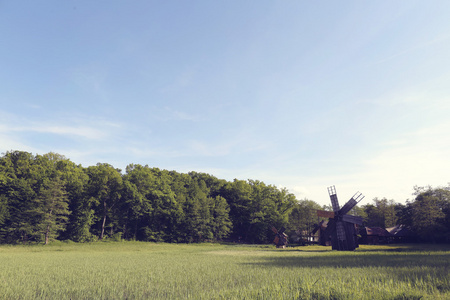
[{"left": 316, "top": 186, "right": 364, "bottom": 251}]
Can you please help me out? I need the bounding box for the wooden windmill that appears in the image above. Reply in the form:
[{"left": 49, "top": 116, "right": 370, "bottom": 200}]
[
  {"left": 316, "top": 186, "right": 364, "bottom": 251},
  {"left": 271, "top": 226, "right": 288, "bottom": 248}
]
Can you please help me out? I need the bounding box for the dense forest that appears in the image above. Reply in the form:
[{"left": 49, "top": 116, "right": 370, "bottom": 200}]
[{"left": 0, "top": 151, "right": 449, "bottom": 244}]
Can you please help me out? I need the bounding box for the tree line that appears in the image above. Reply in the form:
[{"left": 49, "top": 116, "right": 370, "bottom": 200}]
[{"left": 0, "top": 151, "right": 449, "bottom": 244}]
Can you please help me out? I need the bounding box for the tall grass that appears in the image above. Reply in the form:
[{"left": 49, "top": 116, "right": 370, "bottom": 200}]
[{"left": 0, "top": 242, "right": 448, "bottom": 299}]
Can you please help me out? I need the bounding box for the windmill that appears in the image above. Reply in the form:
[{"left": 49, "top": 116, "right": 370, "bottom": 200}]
[
  {"left": 316, "top": 186, "right": 364, "bottom": 251},
  {"left": 310, "top": 219, "right": 327, "bottom": 245},
  {"left": 271, "top": 226, "right": 288, "bottom": 248}
]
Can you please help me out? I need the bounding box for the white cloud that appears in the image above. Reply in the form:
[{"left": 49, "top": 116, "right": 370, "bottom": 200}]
[
  {"left": 11, "top": 125, "right": 107, "bottom": 140},
  {"left": 0, "top": 111, "right": 124, "bottom": 162}
]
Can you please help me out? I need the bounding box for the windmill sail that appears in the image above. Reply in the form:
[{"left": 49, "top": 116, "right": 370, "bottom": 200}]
[
  {"left": 340, "top": 192, "right": 364, "bottom": 215},
  {"left": 328, "top": 186, "right": 340, "bottom": 212}
]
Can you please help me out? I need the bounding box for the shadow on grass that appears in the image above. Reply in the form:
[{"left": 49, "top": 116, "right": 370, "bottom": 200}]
[
  {"left": 278, "top": 243, "right": 450, "bottom": 253},
  {"left": 241, "top": 250, "right": 450, "bottom": 292},
  {"left": 243, "top": 250, "right": 450, "bottom": 269}
]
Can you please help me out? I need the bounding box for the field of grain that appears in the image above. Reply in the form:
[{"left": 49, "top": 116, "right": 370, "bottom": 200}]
[{"left": 0, "top": 242, "right": 448, "bottom": 299}]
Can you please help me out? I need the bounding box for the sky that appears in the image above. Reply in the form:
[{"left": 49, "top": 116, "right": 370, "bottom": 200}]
[{"left": 1, "top": 1, "right": 450, "bottom": 206}]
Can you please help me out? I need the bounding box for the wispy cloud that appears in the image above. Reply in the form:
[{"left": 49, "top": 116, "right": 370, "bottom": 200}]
[
  {"left": 372, "top": 34, "right": 450, "bottom": 66},
  {"left": 7, "top": 125, "right": 107, "bottom": 140},
  {"left": 154, "top": 106, "right": 201, "bottom": 122},
  {"left": 2, "top": 118, "right": 122, "bottom": 140},
  {"left": 0, "top": 111, "right": 123, "bottom": 156}
]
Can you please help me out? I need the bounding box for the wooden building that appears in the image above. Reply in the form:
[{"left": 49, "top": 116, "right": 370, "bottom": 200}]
[
  {"left": 386, "top": 225, "right": 416, "bottom": 243},
  {"left": 359, "top": 227, "right": 391, "bottom": 244}
]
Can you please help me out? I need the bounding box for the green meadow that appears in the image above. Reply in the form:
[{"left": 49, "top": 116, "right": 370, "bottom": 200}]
[{"left": 0, "top": 242, "right": 448, "bottom": 300}]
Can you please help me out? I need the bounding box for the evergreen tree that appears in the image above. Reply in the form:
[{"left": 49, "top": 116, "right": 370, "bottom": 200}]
[
  {"left": 211, "top": 195, "right": 232, "bottom": 240},
  {"left": 34, "top": 177, "right": 70, "bottom": 244},
  {"left": 0, "top": 151, "right": 41, "bottom": 243}
]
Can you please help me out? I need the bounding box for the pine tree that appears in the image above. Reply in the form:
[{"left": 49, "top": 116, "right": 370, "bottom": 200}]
[{"left": 35, "top": 177, "right": 70, "bottom": 244}]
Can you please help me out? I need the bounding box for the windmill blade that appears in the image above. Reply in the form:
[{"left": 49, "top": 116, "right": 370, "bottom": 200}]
[
  {"left": 317, "top": 210, "right": 335, "bottom": 218},
  {"left": 339, "top": 198, "right": 357, "bottom": 215},
  {"left": 342, "top": 214, "right": 363, "bottom": 225},
  {"left": 273, "top": 236, "right": 280, "bottom": 245},
  {"left": 330, "top": 194, "right": 340, "bottom": 212},
  {"left": 271, "top": 226, "right": 278, "bottom": 234},
  {"left": 336, "top": 221, "right": 346, "bottom": 241},
  {"left": 339, "top": 192, "right": 364, "bottom": 215},
  {"left": 328, "top": 186, "right": 340, "bottom": 212},
  {"left": 311, "top": 224, "right": 320, "bottom": 235},
  {"left": 278, "top": 227, "right": 286, "bottom": 234}
]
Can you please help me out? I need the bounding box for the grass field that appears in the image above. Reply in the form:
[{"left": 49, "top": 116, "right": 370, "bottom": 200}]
[{"left": 0, "top": 242, "right": 449, "bottom": 299}]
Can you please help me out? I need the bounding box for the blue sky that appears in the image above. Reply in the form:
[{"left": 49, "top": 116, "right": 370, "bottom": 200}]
[{"left": 1, "top": 1, "right": 450, "bottom": 205}]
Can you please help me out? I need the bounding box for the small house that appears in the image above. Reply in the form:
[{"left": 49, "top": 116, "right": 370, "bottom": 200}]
[
  {"left": 359, "top": 227, "right": 391, "bottom": 244},
  {"left": 386, "top": 225, "right": 416, "bottom": 243}
]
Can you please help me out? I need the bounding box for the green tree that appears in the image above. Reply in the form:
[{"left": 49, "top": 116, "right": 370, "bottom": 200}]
[
  {"left": 220, "top": 179, "right": 254, "bottom": 242},
  {"left": 288, "top": 199, "right": 322, "bottom": 235},
  {"left": 0, "top": 151, "right": 41, "bottom": 243},
  {"left": 411, "top": 186, "right": 446, "bottom": 242},
  {"left": 36, "top": 153, "right": 91, "bottom": 242},
  {"left": 211, "top": 195, "right": 232, "bottom": 240},
  {"left": 121, "top": 164, "right": 158, "bottom": 240},
  {"left": 363, "top": 198, "right": 397, "bottom": 228},
  {"left": 221, "top": 179, "right": 295, "bottom": 243},
  {"left": 86, "top": 163, "right": 123, "bottom": 240},
  {"left": 144, "top": 168, "right": 182, "bottom": 242},
  {"left": 34, "top": 177, "right": 70, "bottom": 244}
]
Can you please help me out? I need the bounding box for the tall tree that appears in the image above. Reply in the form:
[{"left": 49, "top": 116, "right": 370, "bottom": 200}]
[
  {"left": 363, "top": 198, "right": 397, "bottom": 228},
  {"left": 220, "top": 179, "right": 254, "bottom": 242},
  {"left": 288, "top": 199, "right": 322, "bottom": 235},
  {"left": 34, "top": 177, "right": 70, "bottom": 244},
  {"left": 121, "top": 164, "right": 156, "bottom": 240},
  {"left": 36, "top": 153, "right": 91, "bottom": 242},
  {"left": 86, "top": 163, "right": 123, "bottom": 240},
  {"left": 211, "top": 195, "right": 232, "bottom": 240},
  {"left": 411, "top": 186, "right": 446, "bottom": 242},
  {"left": 144, "top": 168, "right": 182, "bottom": 242},
  {"left": 0, "top": 151, "right": 41, "bottom": 243}
]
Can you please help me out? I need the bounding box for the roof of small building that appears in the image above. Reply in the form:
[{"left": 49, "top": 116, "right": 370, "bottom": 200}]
[
  {"left": 386, "top": 225, "right": 415, "bottom": 237},
  {"left": 363, "top": 227, "right": 392, "bottom": 237}
]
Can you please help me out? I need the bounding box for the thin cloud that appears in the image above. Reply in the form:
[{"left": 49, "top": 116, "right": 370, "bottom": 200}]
[
  {"left": 154, "top": 106, "right": 201, "bottom": 122},
  {"left": 0, "top": 113, "right": 124, "bottom": 159},
  {"left": 372, "top": 34, "right": 450, "bottom": 65},
  {"left": 3, "top": 122, "right": 115, "bottom": 140}
]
